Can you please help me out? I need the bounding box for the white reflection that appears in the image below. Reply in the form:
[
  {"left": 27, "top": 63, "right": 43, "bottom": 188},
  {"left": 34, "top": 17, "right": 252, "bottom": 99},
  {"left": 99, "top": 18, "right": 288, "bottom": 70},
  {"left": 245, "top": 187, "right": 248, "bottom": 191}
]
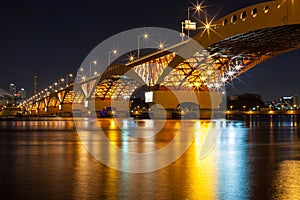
[{"left": 217, "top": 122, "right": 249, "bottom": 199}]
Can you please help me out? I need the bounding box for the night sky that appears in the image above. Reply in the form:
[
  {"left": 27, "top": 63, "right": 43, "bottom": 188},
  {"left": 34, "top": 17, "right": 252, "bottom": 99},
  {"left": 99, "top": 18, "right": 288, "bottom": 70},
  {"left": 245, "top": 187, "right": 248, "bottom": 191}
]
[{"left": 1, "top": 0, "right": 299, "bottom": 101}]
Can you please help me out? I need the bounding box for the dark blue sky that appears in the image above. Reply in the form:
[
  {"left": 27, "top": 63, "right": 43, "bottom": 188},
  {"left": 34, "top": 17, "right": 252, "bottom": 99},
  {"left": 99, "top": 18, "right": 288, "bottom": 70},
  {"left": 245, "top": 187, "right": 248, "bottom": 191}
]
[{"left": 0, "top": 0, "right": 299, "bottom": 101}]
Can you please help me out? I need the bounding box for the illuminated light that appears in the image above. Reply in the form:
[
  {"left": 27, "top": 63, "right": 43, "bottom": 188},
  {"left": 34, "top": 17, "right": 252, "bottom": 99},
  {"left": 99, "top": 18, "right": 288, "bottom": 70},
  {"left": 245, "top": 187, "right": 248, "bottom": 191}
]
[
  {"left": 228, "top": 71, "right": 234, "bottom": 76},
  {"left": 195, "top": 82, "right": 200, "bottom": 87},
  {"left": 235, "top": 65, "right": 242, "bottom": 70},
  {"left": 80, "top": 68, "right": 83, "bottom": 71},
  {"left": 277, "top": 4, "right": 281, "bottom": 9},
  {"left": 251, "top": 8, "right": 258, "bottom": 17},
  {"left": 198, "top": 14, "right": 221, "bottom": 38},
  {"left": 129, "top": 55, "right": 135, "bottom": 62},
  {"left": 61, "top": 78, "right": 65, "bottom": 82},
  {"left": 94, "top": 72, "right": 98, "bottom": 75},
  {"left": 93, "top": 60, "right": 97, "bottom": 65},
  {"left": 54, "top": 82, "right": 58, "bottom": 86},
  {"left": 190, "top": 1, "right": 206, "bottom": 16},
  {"left": 207, "top": 70, "right": 212, "bottom": 75},
  {"left": 221, "top": 77, "right": 228, "bottom": 82},
  {"left": 200, "top": 76, "right": 206, "bottom": 81},
  {"left": 82, "top": 76, "right": 86, "bottom": 80},
  {"left": 69, "top": 74, "right": 73, "bottom": 77},
  {"left": 113, "top": 49, "right": 117, "bottom": 54},
  {"left": 158, "top": 42, "right": 165, "bottom": 49},
  {"left": 240, "top": 11, "right": 247, "bottom": 21},
  {"left": 263, "top": 5, "right": 269, "bottom": 13}
]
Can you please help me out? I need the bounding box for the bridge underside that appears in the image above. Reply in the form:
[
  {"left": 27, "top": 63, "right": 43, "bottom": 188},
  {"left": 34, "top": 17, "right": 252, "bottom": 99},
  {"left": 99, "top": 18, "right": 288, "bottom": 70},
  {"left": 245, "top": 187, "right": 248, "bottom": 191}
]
[{"left": 208, "top": 24, "right": 300, "bottom": 79}]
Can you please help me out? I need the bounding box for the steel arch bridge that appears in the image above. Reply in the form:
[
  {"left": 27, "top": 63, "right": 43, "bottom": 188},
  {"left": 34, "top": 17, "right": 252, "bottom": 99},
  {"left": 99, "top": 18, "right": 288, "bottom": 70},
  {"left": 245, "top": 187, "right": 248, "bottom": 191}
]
[{"left": 24, "top": 0, "right": 300, "bottom": 116}]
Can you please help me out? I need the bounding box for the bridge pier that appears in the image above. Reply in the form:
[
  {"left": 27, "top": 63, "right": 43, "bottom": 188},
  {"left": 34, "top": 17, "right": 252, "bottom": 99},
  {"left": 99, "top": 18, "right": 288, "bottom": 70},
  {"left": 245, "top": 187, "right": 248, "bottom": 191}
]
[{"left": 151, "top": 90, "right": 222, "bottom": 109}]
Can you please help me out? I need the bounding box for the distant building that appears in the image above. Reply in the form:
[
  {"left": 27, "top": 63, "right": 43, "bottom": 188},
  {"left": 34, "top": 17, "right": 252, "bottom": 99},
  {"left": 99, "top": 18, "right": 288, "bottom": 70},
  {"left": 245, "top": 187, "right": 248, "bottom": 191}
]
[
  {"left": 9, "top": 83, "right": 16, "bottom": 96},
  {"left": 227, "top": 93, "right": 265, "bottom": 111},
  {"left": 0, "top": 88, "right": 14, "bottom": 106},
  {"left": 280, "top": 96, "right": 299, "bottom": 110},
  {"left": 6, "top": 83, "right": 27, "bottom": 105},
  {"left": 16, "top": 88, "right": 27, "bottom": 104}
]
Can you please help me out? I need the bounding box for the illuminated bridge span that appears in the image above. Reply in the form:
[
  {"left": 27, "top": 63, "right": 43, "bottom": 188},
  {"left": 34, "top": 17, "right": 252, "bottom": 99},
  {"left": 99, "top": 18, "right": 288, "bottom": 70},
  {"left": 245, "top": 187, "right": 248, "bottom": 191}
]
[{"left": 24, "top": 0, "right": 300, "bottom": 116}]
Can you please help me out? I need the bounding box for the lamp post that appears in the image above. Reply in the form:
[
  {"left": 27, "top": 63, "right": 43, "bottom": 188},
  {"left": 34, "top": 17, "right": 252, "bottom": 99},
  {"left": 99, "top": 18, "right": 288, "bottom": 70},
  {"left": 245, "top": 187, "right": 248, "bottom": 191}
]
[
  {"left": 90, "top": 60, "right": 97, "bottom": 77},
  {"left": 66, "top": 73, "right": 73, "bottom": 86},
  {"left": 181, "top": 4, "right": 202, "bottom": 42},
  {"left": 60, "top": 78, "right": 65, "bottom": 90},
  {"left": 187, "top": 6, "right": 200, "bottom": 38},
  {"left": 137, "top": 33, "right": 148, "bottom": 59},
  {"left": 108, "top": 49, "right": 117, "bottom": 65}
]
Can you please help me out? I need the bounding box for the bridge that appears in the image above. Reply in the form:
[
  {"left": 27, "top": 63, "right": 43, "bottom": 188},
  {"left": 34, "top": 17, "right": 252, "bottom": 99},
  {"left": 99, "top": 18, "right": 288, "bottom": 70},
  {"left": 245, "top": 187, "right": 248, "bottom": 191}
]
[{"left": 23, "top": 0, "right": 300, "bottom": 118}]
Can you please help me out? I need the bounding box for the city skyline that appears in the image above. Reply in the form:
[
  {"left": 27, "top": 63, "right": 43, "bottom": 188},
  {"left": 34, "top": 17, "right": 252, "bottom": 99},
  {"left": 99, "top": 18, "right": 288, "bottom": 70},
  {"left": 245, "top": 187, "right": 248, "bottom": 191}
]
[{"left": 1, "top": 0, "right": 299, "bottom": 101}]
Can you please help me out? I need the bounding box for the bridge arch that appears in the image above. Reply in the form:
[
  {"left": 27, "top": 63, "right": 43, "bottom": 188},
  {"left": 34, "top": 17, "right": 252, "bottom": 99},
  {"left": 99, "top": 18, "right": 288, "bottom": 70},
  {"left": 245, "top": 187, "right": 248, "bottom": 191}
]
[{"left": 156, "top": 0, "right": 300, "bottom": 88}]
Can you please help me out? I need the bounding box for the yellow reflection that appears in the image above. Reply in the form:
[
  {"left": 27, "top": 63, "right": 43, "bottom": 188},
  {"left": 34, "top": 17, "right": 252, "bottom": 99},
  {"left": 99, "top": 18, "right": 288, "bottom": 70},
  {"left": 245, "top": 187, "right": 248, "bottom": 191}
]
[
  {"left": 186, "top": 120, "right": 218, "bottom": 199},
  {"left": 274, "top": 160, "right": 300, "bottom": 199},
  {"left": 194, "top": 121, "right": 216, "bottom": 158},
  {"left": 73, "top": 136, "right": 96, "bottom": 199}
]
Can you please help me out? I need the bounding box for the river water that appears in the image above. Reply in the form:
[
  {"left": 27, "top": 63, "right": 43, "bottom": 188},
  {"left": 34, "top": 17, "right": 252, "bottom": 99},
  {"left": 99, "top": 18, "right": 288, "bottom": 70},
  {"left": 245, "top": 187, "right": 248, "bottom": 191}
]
[{"left": 0, "top": 115, "right": 299, "bottom": 199}]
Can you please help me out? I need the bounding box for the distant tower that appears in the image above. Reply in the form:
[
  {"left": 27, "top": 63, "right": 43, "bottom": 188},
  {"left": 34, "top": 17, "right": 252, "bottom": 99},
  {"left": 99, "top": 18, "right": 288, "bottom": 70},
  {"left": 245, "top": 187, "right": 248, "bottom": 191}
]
[
  {"left": 34, "top": 75, "right": 37, "bottom": 95},
  {"left": 19, "top": 88, "right": 26, "bottom": 100},
  {"left": 9, "top": 83, "right": 16, "bottom": 96}
]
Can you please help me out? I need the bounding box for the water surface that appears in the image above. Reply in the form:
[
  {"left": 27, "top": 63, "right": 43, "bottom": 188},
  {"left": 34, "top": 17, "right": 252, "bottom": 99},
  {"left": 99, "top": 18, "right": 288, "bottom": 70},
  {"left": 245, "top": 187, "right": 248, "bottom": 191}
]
[{"left": 0, "top": 116, "right": 299, "bottom": 199}]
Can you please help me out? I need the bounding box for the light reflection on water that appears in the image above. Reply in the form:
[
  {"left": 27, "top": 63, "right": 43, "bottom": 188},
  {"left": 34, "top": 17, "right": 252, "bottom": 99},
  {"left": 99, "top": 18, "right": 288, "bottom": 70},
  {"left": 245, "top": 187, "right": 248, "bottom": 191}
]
[{"left": 0, "top": 116, "right": 299, "bottom": 199}]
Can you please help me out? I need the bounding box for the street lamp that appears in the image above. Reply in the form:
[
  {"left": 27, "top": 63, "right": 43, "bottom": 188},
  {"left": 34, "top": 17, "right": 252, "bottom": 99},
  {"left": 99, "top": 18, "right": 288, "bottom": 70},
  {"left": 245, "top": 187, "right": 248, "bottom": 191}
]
[
  {"left": 137, "top": 33, "right": 149, "bottom": 59},
  {"left": 187, "top": 4, "right": 202, "bottom": 38},
  {"left": 158, "top": 42, "right": 165, "bottom": 50},
  {"left": 66, "top": 73, "right": 73, "bottom": 86},
  {"left": 181, "top": 3, "right": 202, "bottom": 42},
  {"left": 129, "top": 55, "right": 135, "bottom": 62},
  {"left": 108, "top": 49, "right": 117, "bottom": 65},
  {"left": 90, "top": 60, "right": 97, "bottom": 77}
]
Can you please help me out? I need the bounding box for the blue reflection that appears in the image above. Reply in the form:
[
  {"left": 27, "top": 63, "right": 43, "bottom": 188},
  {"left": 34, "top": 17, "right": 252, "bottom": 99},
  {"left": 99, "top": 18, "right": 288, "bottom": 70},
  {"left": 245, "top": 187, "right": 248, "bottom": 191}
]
[{"left": 217, "top": 122, "right": 249, "bottom": 199}]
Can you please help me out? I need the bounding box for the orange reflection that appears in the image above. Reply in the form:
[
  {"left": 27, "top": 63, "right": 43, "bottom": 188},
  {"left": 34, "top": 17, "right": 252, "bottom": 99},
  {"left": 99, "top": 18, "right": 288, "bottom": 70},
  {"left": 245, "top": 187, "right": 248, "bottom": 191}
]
[
  {"left": 273, "top": 160, "right": 300, "bottom": 199},
  {"left": 182, "top": 120, "right": 218, "bottom": 199}
]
